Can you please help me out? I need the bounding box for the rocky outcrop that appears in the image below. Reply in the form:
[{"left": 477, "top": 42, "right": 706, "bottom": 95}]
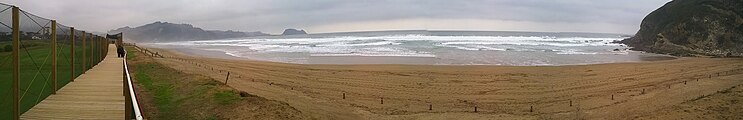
[
  {"left": 109, "top": 21, "right": 268, "bottom": 42},
  {"left": 281, "top": 29, "right": 307, "bottom": 35},
  {"left": 619, "top": 0, "right": 743, "bottom": 57}
]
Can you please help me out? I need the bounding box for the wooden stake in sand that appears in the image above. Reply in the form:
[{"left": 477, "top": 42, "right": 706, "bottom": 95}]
[
  {"left": 570, "top": 100, "right": 573, "bottom": 106},
  {"left": 429, "top": 104, "right": 432, "bottom": 110},
  {"left": 530, "top": 106, "right": 533, "bottom": 112},
  {"left": 224, "top": 72, "right": 230, "bottom": 84},
  {"left": 380, "top": 97, "right": 384, "bottom": 104},
  {"left": 611, "top": 94, "right": 614, "bottom": 100},
  {"left": 474, "top": 106, "right": 478, "bottom": 112},
  {"left": 343, "top": 93, "right": 346, "bottom": 99}
]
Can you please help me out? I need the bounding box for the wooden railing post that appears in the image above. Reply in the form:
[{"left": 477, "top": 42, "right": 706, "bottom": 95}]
[
  {"left": 51, "top": 20, "right": 57, "bottom": 94},
  {"left": 11, "top": 6, "right": 20, "bottom": 120},
  {"left": 99, "top": 37, "right": 101, "bottom": 60},
  {"left": 70, "top": 27, "right": 75, "bottom": 82},
  {"left": 97, "top": 37, "right": 100, "bottom": 60},
  {"left": 81, "top": 31, "right": 86, "bottom": 72},
  {"left": 88, "top": 33, "right": 92, "bottom": 67}
]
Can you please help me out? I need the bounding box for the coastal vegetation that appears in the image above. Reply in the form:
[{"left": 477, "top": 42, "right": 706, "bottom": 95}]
[{"left": 124, "top": 46, "right": 308, "bottom": 119}]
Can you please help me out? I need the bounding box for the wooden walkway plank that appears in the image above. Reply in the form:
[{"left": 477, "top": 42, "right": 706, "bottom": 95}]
[{"left": 21, "top": 45, "right": 124, "bottom": 120}]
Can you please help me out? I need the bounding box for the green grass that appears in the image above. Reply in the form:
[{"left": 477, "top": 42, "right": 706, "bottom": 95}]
[
  {"left": 125, "top": 46, "right": 136, "bottom": 60},
  {"left": 133, "top": 62, "right": 177, "bottom": 115},
  {"left": 125, "top": 46, "right": 243, "bottom": 119},
  {"left": 214, "top": 90, "right": 240, "bottom": 105},
  {"left": 0, "top": 40, "right": 106, "bottom": 119}
]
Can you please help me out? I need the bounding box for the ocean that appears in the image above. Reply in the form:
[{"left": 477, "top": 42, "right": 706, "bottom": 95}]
[{"left": 151, "top": 30, "right": 674, "bottom": 66}]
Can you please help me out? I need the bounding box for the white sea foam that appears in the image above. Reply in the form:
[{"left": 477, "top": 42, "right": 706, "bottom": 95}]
[{"left": 154, "top": 34, "right": 631, "bottom": 63}]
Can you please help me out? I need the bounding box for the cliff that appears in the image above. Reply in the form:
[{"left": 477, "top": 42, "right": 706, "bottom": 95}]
[{"left": 620, "top": 0, "right": 743, "bottom": 57}]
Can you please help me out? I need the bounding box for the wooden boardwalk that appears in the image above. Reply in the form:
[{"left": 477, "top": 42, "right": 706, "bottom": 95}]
[{"left": 21, "top": 45, "right": 124, "bottom": 120}]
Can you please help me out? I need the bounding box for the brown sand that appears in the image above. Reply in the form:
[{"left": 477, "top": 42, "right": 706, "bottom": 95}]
[
  {"left": 635, "top": 84, "right": 743, "bottom": 120},
  {"left": 140, "top": 46, "right": 743, "bottom": 120}
]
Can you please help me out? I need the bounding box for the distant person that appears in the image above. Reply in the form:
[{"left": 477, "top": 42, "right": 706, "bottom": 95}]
[{"left": 117, "top": 45, "right": 125, "bottom": 58}]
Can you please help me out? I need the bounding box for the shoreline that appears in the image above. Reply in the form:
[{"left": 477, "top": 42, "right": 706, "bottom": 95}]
[
  {"left": 149, "top": 44, "right": 678, "bottom": 66},
  {"left": 136, "top": 45, "right": 743, "bottom": 119}
]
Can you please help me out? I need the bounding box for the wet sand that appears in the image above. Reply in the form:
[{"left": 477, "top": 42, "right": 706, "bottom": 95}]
[{"left": 138, "top": 46, "right": 743, "bottom": 119}]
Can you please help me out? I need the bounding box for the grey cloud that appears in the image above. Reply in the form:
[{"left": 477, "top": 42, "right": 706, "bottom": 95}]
[{"left": 0, "top": 0, "right": 670, "bottom": 34}]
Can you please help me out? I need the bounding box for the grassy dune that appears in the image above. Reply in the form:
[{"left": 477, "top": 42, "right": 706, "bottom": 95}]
[{"left": 125, "top": 46, "right": 308, "bottom": 119}]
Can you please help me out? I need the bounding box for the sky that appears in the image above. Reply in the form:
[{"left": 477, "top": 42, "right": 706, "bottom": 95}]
[{"left": 0, "top": 0, "right": 671, "bottom": 35}]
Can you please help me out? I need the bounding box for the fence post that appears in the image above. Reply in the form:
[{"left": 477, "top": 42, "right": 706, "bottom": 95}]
[
  {"left": 81, "top": 31, "right": 86, "bottom": 72},
  {"left": 51, "top": 20, "right": 57, "bottom": 94},
  {"left": 11, "top": 6, "right": 20, "bottom": 120},
  {"left": 88, "top": 33, "right": 92, "bottom": 67},
  {"left": 99, "top": 37, "right": 102, "bottom": 59},
  {"left": 70, "top": 27, "right": 75, "bottom": 82},
  {"left": 98, "top": 37, "right": 102, "bottom": 62},
  {"left": 100, "top": 37, "right": 104, "bottom": 60},
  {"left": 225, "top": 72, "right": 230, "bottom": 84},
  {"left": 530, "top": 106, "right": 533, "bottom": 112},
  {"left": 97, "top": 36, "right": 99, "bottom": 62}
]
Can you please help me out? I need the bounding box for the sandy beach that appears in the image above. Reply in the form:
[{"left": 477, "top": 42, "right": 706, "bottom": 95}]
[{"left": 137, "top": 46, "right": 743, "bottom": 119}]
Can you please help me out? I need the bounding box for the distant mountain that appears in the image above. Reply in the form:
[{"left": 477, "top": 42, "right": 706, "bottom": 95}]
[
  {"left": 108, "top": 21, "right": 268, "bottom": 42},
  {"left": 619, "top": 0, "right": 743, "bottom": 57},
  {"left": 281, "top": 28, "right": 307, "bottom": 35}
]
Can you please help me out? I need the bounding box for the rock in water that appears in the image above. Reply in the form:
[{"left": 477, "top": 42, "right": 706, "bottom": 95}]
[
  {"left": 281, "top": 29, "right": 307, "bottom": 35},
  {"left": 620, "top": 0, "right": 743, "bottom": 57}
]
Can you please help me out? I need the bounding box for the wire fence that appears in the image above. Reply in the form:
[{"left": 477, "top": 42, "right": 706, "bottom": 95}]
[{"left": 0, "top": 3, "right": 110, "bottom": 119}]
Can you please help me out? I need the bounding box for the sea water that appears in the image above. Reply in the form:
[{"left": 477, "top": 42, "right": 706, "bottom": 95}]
[{"left": 152, "top": 30, "right": 673, "bottom": 66}]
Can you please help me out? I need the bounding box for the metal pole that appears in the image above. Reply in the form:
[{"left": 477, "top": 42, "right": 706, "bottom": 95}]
[
  {"left": 70, "top": 27, "right": 75, "bottom": 82},
  {"left": 51, "top": 20, "right": 57, "bottom": 94},
  {"left": 11, "top": 6, "right": 20, "bottom": 120}
]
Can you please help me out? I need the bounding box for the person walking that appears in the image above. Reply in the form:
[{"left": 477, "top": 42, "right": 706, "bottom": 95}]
[{"left": 117, "top": 45, "right": 125, "bottom": 58}]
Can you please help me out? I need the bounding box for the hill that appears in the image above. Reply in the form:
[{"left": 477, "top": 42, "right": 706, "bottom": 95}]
[
  {"left": 619, "top": 0, "right": 743, "bottom": 57},
  {"left": 281, "top": 28, "right": 307, "bottom": 35},
  {"left": 109, "top": 21, "right": 268, "bottom": 42}
]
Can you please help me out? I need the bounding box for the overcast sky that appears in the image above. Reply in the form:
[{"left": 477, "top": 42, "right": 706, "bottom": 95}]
[{"left": 1, "top": 0, "right": 670, "bottom": 34}]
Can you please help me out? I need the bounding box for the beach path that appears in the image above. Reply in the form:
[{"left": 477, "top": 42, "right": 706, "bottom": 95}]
[{"left": 20, "top": 45, "right": 124, "bottom": 120}]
